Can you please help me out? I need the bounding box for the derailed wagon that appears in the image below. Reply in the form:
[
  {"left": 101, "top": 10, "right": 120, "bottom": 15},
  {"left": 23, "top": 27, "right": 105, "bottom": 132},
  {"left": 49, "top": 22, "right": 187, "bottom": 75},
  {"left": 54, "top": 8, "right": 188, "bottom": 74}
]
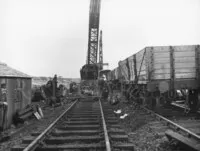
[{"left": 108, "top": 45, "right": 200, "bottom": 111}]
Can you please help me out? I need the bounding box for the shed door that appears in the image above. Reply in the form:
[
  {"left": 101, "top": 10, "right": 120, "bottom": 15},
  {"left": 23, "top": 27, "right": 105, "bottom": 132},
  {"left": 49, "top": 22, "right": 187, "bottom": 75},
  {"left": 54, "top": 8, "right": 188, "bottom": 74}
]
[
  {"left": 22, "top": 79, "right": 31, "bottom": 108},
  {"left": 6, "top": 79, "right": 16, "bottom": 128}
]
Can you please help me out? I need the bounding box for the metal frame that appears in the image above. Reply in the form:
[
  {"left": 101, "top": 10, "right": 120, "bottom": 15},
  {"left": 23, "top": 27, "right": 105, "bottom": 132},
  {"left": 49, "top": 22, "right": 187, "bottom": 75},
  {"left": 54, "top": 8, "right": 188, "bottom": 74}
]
[
  {"left": 87, "top": 0, "right": 101, "bottom": 65},
  {"left": 99, "top": 30, "right": 103, "bottom": 70}
]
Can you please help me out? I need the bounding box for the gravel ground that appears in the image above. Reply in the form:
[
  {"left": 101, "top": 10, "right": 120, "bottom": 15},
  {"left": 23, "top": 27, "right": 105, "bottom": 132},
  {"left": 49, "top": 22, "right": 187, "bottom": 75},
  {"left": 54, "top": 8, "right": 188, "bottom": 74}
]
[
  {"left": 0, "top": 100, "right": 73, "bottom": 151},
  {"left": 111, "top": 100, "right": 186, "bottom": 151}
]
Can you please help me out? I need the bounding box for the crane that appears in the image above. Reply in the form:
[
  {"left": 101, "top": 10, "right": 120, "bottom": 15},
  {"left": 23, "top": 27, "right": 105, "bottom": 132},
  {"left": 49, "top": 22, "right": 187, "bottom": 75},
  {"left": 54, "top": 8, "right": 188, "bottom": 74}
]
[
  {"left": 80, "top": 0, "right": 101, "bottom": 80},
  {"left": 87, "top": 0, "right": 101, "bottom": 65},
  {"left": 98, "top": 30, "right": 110, "bottom": 80}
]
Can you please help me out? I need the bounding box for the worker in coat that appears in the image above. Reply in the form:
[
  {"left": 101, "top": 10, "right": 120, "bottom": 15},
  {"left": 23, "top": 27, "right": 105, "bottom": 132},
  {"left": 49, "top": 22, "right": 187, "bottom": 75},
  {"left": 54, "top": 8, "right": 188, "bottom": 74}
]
[
  {"left": 188, "top": 89, "right": 198, "bottom": 113},
  {"left": 0, "top": 87, "right": 8, "bottom": 131}
]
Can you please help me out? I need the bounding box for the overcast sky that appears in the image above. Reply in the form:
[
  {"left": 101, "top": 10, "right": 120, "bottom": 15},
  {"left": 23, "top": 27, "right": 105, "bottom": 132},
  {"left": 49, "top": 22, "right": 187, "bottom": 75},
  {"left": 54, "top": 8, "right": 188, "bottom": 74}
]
[{"left": 0, "top": 0, "right": 200, "bottom": 78}]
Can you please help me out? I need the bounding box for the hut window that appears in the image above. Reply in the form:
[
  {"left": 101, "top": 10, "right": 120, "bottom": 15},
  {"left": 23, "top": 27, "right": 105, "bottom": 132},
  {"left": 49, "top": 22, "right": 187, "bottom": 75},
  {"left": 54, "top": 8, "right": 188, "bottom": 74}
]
[
  {"left": 1, "top": 79, "right": 6, "bottom": 88},
  {"left": 1, "top": 83, "right": 6, "bottom": 89}
]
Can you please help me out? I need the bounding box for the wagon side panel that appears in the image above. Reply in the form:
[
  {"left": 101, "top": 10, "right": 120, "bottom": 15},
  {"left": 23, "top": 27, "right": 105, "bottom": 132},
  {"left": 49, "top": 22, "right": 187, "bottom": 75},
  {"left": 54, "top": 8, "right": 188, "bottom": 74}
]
[
  {"left": 136, "top": 48, "right": 147, "bottom": 83},
  {"left": 173, "top": 45, "right": 196, "bottom": 79},
  {"left": 128, "top": 55, "right": 135, "bottom": 81},
  {"left": 151, "top": 46, "right": 171, "bottom": 80},
  {"left": 119, "top": 60, "right": 129, "bottom": 81}
]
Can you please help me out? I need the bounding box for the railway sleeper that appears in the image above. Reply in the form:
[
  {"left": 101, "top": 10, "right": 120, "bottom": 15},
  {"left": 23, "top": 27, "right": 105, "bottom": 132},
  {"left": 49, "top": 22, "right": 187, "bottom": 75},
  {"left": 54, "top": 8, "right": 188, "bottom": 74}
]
[
  {"left": 22, "top": 135, "right": 104, "bottom": 144},
  {"left": 69, "top": 110, "right": 99, "bottom": 113},
  {"left": 165, "top": 129, "right": 200, "bottom": 151},
  {"left": 109, "top": 124, "right": 121, "bottom": 129},
  {"left": 12, "top": 144, "right": 105, "bottom": 151},
  {"left": 46, "top": 135, "right": 103, "bottom": 144},
  {"left": 45, "top": 136, "right": 103, "bottom": 144},
  {"left": 35, "top": 143, "right": 105, "bottom": 151},
  {"left": 11, "top": 144, "right": 27, "bottom": 151},
  {"left": 66, "top": 117, "right": 98, "bottom": 121},
  {"left": 67, "top": 114, "right": 100, "bottom": 117},
  {"left": 112, "top": 143, "right": 135, "bottom": 150},
  {"left": 57, "top": 124, "right": 100, "bottom": 130},
  {"left": 31, "top": 132, "right": 41, "bottom": 136},
  {"left": 63, "top": 120, "right": 99, "bottom": 125},
  {"left": 105, "top": 117, "right": 117, "bottom": 120},
  {"left": 106, "top": 119, "right": 119, "bottom": 124},
  {"left": 67, "top": 113, "right": 100, "bottom": 116},
  {"left": 110, "top": 134, "right": 129, "bottom": 141},
  {"left": 109, "top": 130, "right": 126, "bottom": 135},
  {"left": 51, "top": 129, "right": 100, "bottom": 136},
  {"left": 104, "top": 114, "right": 115, "bottom": 118}
]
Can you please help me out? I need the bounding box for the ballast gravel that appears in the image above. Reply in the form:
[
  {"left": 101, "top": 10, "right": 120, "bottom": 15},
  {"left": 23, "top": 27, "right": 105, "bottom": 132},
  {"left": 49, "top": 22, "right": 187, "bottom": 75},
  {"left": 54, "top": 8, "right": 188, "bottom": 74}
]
[
  {"left": 0, "top": 101, "right": 73, "bottom": 151},
  {"left": 111, "top": 100, "right": 187, "bottom": 151}
]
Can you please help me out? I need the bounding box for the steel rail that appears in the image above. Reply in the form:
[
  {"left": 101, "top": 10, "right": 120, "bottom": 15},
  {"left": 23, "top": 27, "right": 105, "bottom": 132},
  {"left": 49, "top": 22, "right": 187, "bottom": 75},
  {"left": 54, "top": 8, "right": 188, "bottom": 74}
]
[
  {"left": 135, "top": 103, "right": 200, "bottom": 141},
  {"left": 23, "top": 100, "right": 78, "bottom": 151},
  {"left": 171, "top": 102, "right": 200, "bottom": 114},
  {"left": 99, "top": 99, "right": 111, "bottom": 151}
]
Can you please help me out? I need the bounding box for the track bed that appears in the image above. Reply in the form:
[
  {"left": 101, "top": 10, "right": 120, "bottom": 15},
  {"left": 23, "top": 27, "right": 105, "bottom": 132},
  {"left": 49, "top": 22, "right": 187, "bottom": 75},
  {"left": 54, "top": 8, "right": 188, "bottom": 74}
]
[{"left": 12, "top": 98, "right": 134, "bottom": 151}]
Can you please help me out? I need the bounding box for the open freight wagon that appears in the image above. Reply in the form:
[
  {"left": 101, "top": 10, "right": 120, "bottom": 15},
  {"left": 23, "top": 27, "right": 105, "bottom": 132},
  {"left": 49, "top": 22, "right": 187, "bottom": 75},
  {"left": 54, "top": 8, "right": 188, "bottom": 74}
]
[{"left": 109, "top": 45, "right": 200, "bottom": 110}]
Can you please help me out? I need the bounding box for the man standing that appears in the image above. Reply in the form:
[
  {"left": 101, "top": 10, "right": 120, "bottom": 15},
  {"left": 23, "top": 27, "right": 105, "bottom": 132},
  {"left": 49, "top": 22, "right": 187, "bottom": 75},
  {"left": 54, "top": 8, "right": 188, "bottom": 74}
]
[
  {"left": 51, "top": 74, "right": 58, "bottom": 107},
  {"left": 0, "top": 86, "right": 8, "bottom": 131}
]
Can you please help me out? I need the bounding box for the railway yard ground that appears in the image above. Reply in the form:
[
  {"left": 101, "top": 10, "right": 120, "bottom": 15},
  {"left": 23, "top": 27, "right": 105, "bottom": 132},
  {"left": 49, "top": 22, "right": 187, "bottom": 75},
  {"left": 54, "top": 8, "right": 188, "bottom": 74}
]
[
  {"left": 0, "top": 100, "right": 73, "bottom": 151},
  {"left": 110, "top": 97, "right": 200, "bottom": 151},
  {"left": 1, "top": 0, "right": 199, "bottom": 150},
  {"left": 1, "top": 96, "right": 200, "bottom": 151},
  {"left": 111, "top": 99, "right": 182, "bottom": 151}
]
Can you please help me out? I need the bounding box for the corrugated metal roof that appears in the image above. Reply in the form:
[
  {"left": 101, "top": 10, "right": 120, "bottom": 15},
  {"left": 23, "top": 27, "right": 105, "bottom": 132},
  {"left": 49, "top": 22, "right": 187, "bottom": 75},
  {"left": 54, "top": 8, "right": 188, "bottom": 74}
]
[{"left": 0, "top": 62, "right": 31, "bottom": 78}]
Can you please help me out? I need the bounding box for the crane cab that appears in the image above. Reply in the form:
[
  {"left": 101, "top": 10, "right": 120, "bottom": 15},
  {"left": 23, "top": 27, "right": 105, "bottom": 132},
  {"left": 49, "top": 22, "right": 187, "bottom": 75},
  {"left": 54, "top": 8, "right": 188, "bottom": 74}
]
[{"left": 80, "top": 64, "right": 99, "bottom": 80}]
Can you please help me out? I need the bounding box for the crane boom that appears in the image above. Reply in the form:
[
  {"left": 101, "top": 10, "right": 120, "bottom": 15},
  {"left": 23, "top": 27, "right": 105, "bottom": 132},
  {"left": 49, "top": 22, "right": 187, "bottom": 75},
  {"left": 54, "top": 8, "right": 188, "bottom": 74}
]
[
  {"left": 99, "top": 30, "right": 103, "bottom": 70},
  {"left": 87, "top": 0, "right": 101, "bottom": 64},
  {"left": 80, "top": 0, "right": 102, "bottom": 80}
]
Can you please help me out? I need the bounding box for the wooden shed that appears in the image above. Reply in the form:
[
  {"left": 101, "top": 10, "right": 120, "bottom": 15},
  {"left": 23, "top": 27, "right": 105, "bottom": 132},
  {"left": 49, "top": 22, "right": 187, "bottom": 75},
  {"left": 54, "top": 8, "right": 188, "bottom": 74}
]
[{"left": 0, "top": 62, "right": 32, "bottom": 129}]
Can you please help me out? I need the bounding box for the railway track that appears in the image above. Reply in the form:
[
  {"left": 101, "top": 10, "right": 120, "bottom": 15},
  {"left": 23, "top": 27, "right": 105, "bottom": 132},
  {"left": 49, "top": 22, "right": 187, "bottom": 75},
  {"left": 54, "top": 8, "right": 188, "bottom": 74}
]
[
  {"left": 12, "top": 98, "right": 134, "bottom": 151},
  {"left": 135, "top": 102, "right": 200, "bottom": 151}
]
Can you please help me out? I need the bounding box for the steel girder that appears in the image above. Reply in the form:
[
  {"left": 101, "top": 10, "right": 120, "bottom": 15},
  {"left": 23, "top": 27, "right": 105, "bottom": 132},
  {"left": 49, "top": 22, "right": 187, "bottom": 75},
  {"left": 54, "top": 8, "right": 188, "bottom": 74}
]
[{"left": 87, "top": 0, "right": 101, "bottom": 65}]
